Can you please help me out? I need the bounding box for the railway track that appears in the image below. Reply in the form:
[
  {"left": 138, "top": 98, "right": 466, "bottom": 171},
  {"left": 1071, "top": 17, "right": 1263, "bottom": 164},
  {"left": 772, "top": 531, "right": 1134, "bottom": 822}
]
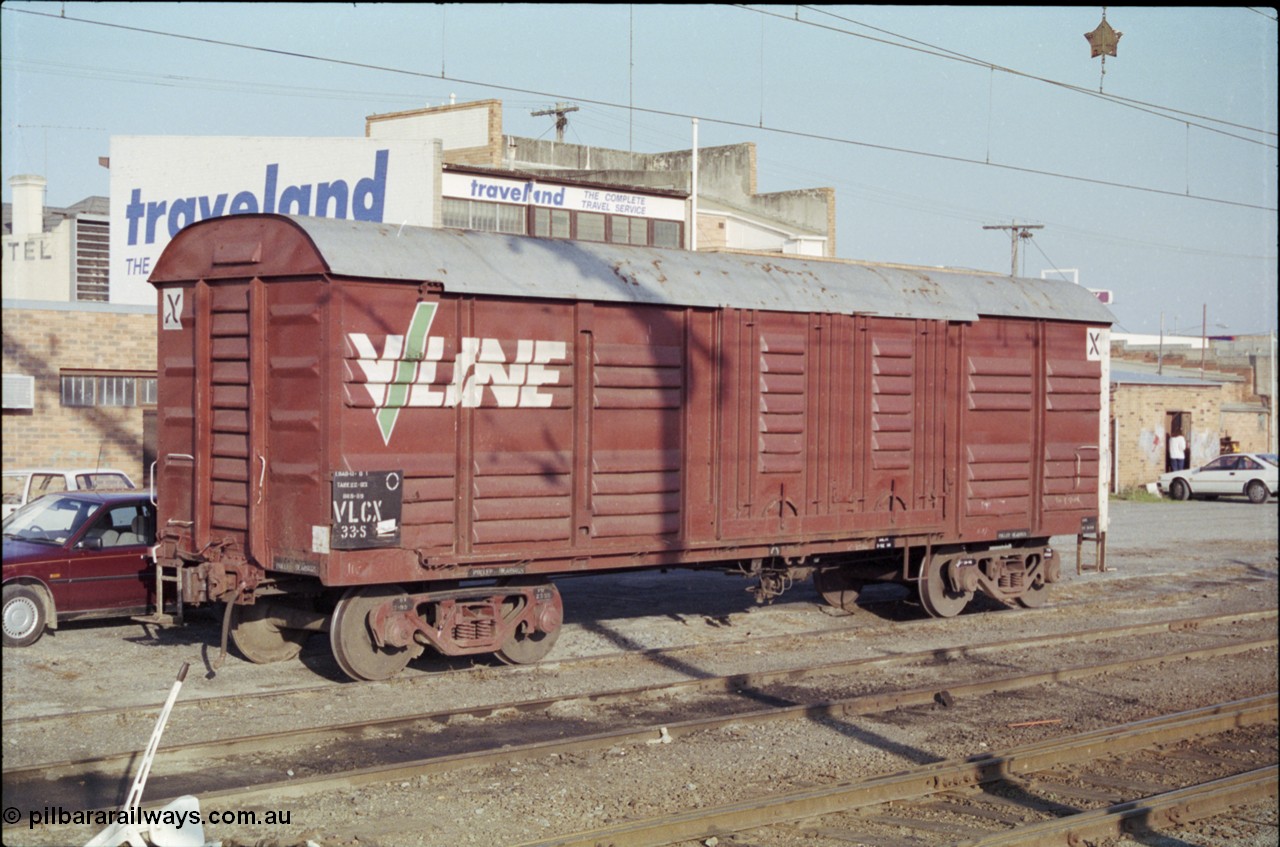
[
  {"left": 3, "top": 554, "right": 1270, "bottom": 752},
  {"left": 520, "top": 695, "right": 1278, "bottom": 847},
  {"left": 4, "top": 610, "right": 1274, "bottom": 820},
  {"left": 4, "top": 597, "right": 1273, "bottom": 735}
]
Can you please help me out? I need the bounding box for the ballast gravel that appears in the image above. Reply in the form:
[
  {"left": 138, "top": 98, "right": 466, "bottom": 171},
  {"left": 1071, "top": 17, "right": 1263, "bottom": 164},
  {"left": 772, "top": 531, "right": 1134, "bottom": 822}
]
[{"left": 2, "top": 498, "right": 1276, "bottom": 847}]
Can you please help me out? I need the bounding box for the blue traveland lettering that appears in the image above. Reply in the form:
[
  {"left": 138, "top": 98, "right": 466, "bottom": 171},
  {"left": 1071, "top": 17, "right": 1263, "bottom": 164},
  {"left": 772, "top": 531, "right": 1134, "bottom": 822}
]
[
  {"left": 353, "top": 150, "right": 388, "bottom": 221},
  {"left": 316, "top": 181, "right": 349, "bottom": 217},
  {"left": 123, "top": 150, "right": 389, "bottom": 246},
  {"left": 263, "top": 162, "right": 278, "bottom": 215},
  {"left": 230, "top": 191, "right": 258, "bottom": 215},
  {"left": 199, "top": 194, "right": 228, "bottom": 219},
  {"left": 469, "top": 179, "right": 565, "bottom": 207}
]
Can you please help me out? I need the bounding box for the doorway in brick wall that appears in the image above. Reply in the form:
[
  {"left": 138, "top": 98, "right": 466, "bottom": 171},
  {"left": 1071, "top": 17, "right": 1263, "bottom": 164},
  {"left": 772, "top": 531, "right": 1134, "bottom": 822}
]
[{"left": 1165, "top": 410, "right": 1190, "bottom": 472}]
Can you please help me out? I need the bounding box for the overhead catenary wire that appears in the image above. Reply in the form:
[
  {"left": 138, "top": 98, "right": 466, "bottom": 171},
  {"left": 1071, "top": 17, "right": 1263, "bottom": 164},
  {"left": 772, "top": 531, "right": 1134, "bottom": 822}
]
[
  {"left": 766, "top": 4, "right": 1278, "bottom": 145},
  {"left": 2, "top": 5, "right": 1274, "bottom": 214},
  {"left": 569, "top": 106, "right": 1276, "bottom": 264}
]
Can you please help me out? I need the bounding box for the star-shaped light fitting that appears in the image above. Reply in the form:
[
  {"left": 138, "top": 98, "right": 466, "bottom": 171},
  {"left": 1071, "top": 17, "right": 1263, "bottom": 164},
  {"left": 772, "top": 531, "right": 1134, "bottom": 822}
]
[{"left": 1084, "top": 16, "right": 1122, "bottom": 58}]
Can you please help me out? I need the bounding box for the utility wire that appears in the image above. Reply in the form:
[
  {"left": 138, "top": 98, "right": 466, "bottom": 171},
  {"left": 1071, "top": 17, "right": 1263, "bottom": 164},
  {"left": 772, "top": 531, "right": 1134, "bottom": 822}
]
[
  {"left": 4, "top": 5, "right": 1276, "bottom": 213},
  {"left": 772, "top": 5, "right": 1277, "bottom": 145}
]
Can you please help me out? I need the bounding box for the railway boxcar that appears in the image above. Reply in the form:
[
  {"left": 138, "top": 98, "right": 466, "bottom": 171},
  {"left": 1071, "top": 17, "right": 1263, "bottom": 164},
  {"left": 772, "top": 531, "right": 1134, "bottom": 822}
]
[{"left": 146, "top": 214, "right": 1113, "bottom": 680}]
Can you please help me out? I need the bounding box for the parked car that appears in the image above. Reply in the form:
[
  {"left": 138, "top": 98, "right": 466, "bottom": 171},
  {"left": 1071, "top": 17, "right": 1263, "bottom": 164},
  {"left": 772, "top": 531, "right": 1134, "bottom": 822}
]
[
  {"left": 2, "top": 489, "right": 156, "bottom": 647},
  {"left": 1157, "top": 452, "right": 1278, "bottom": 504},
  {"left": 2, "top": 468, "right": 137, "bottom": 519}
]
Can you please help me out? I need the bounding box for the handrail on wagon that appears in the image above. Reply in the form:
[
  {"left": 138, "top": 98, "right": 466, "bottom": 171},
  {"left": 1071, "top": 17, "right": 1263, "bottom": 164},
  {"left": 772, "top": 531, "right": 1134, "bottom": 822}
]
[{"left": 150, "top": 453, "right": 196, "bottom": 506}]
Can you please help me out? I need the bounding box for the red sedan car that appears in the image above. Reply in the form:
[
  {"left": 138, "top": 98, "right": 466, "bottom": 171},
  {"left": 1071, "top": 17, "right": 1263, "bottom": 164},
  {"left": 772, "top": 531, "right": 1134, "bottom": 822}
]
[{"left": 2, "top": 489, "right": 156, "bottom": 647}]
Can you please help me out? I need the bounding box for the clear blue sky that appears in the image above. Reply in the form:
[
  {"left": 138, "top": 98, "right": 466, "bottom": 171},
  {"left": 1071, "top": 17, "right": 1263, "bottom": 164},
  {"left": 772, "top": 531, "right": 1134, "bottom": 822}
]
[{"left": 3, "top": 3, "right": 1276, "bottom": 336}]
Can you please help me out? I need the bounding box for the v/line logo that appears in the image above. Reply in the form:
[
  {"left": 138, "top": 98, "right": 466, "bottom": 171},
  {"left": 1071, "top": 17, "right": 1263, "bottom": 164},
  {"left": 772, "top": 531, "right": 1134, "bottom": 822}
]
[{"left": 348, "top": 302, "right": 568, "bottom": 444}]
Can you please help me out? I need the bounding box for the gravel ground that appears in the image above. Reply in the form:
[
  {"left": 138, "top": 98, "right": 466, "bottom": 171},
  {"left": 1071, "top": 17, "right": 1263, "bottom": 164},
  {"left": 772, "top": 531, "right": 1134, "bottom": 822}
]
[{"left": 2, "top": 497, "right": 1277, "bottom": 847}]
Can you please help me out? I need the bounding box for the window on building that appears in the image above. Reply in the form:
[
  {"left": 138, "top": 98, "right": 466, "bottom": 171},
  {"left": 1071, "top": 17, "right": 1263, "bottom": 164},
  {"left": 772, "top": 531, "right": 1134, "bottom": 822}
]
[
  {"left": 444, "top": 189, "right": 684, "bottom": 249},
  {"left": 61, "top": 373, "right": 157, "bottom": 408},
  {"left": 74, "top": 217, "right": 110, "bottom": 302},
  {"left": 441, "top": 198, "right": 469, "bottom": 229},
  {"left": 653, "top": 220, "right": 681, "bottom": 248},
  {"left": 629, "top": 218, "right": 648, "bottom": 245},
  {"left": 533, "top": 208, "right": 571, "bottom": 239},
  {"left": 577, "top": 213, "right": 606, "bottom": 242},
  {"left": 609, "top": 216, "right": 629, "bottom": 244},
  {"left": 496, "top": 204, "right": 524, "bottom": 234},
  {"left": 471, "top": 202, "right": 498, "bottom": 232},
  {"left": 138, "top": 377, "right": 158, "bottom": 406},
  {"left": 442, "top": 199, "right": 526, "bottom": 235},
  {"left": 607, "top": 215, "right": 659, "bottom": 246}
]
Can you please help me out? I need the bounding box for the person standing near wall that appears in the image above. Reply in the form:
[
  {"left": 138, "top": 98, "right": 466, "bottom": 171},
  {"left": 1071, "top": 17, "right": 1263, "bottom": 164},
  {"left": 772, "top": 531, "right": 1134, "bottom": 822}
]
[{"left": 1169, "top": 431, "right": 1188, "bottom": 471}]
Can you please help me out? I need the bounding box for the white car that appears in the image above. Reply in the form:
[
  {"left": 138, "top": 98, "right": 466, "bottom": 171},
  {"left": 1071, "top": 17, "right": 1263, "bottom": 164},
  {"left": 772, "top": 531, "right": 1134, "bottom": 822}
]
[
  {"left": 1, "top": 468, "right": 137, "bottom": 520},
  {"left": 1157, "top": 453, "right": 1277, "bottom": 504}
]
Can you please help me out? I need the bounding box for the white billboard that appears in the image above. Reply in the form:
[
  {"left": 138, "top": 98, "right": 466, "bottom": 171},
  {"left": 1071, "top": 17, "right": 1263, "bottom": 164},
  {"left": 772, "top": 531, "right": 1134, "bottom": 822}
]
[
  {"left": 442, "top": 171, "right": 686, "bottom": 220},
  {"left": 109, "top": 137, "right": 437, "bottom": 304}
]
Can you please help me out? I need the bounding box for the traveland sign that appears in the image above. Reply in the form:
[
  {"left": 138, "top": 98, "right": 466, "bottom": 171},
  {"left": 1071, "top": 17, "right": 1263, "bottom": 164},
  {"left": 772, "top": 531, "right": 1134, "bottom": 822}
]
[
  {"left": 109, "top": 136, "right": 436, "bottom": 305},
  {"left": 442, "top": 171, "right": 685, "bottom": 220}
]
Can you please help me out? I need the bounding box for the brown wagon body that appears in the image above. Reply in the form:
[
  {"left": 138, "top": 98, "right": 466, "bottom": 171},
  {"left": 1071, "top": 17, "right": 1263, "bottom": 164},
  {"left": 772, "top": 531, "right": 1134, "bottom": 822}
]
[{"left": 148, "top": 214, "right": 1112, "bottom": 679}]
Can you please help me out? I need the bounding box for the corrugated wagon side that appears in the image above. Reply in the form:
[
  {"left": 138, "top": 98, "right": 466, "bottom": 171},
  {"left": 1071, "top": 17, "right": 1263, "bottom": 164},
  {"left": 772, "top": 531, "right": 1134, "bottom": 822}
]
[{"left": 147, "top": 214, "right": 1113, "bottom": 680}]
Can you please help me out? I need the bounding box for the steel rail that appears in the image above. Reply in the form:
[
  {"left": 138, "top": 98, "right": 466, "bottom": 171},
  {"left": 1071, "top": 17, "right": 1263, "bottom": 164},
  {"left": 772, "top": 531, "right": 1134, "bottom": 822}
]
[
  {"left": 4, "top": 601, "right": 1273, "bottom": 731},
  {"left": 4, "top": 610, "right": 1273, "bottom": 785},
  {"left": 960, "top": 766, "right": 1278, "bottom": 846},
  {"left": 7, "top": 606, "right": 1269, "bottom": 757},
  {"left": 13, "top": 636, "right": 1271, "bottom": 818},
  {"left": 517, "top": 695, "right": 1278, "bottom": 847}
]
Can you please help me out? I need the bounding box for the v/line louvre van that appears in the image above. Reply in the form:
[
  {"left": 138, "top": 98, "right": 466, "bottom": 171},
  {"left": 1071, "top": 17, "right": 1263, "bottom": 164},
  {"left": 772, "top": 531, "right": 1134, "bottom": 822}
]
[{"left": 144, "top": 213, "right": 1114, "bottom": 681}]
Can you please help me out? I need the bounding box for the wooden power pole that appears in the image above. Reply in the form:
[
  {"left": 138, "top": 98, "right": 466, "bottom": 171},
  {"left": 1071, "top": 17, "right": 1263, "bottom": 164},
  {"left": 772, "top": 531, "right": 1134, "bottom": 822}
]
[
  {"left": 531, "top": 102, "right": 579, "bottom": 144},
  {"left": 983, "top": 222, "right": 1044, "bottom": 277}
]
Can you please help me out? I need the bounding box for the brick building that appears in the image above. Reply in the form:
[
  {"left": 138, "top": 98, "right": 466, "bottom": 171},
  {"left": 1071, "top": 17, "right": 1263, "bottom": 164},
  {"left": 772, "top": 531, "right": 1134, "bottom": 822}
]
[
  {"left": 1109, "top": 335, "right": 1274, "bottom": 492},
  {"left": 3, "top": 174, "right": 156, "bottom": 483},
  {"left": 2, "top": 302, "right": 157, "bottom": 483}
]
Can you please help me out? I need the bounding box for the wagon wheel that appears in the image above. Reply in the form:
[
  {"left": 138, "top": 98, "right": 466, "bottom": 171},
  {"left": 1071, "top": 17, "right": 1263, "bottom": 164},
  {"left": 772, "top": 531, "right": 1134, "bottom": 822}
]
[
  {"left": 495, "top": 581, "right": 562, "bottom": 666},
  {"left": 330, "top": 586, "right": 416, "bottom": 681},
  {"left": 231, "top": 602, "right": 309, "bottom": 664},
  {"left": 1016, "top": 578, "right": 1050, "bottom": 608},
  {"left": 1015, "top": 560, "right": 1051, "bottom": 609},
  {"left": 917, "top": 554, "right": 972, "bottom": 619},
  {"left": 813, "top": 567, "right": 864, "bottom": 613}
]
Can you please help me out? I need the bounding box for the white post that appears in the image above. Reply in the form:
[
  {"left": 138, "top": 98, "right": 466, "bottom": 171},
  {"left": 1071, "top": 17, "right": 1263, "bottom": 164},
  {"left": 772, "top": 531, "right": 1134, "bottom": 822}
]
[
  {"left": 1098, "top": 327, "right": 1111, "bottom": 531},
  {"left": 1271, "top": 330, "right": 1278, "bottom": 454},
  {"left": 690, "top": 118, "right": 698, "bottom": 252}
]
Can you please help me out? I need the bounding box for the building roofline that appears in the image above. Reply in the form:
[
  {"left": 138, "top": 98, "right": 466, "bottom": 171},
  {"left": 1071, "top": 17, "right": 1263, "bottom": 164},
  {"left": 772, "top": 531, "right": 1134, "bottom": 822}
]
[{"left": 2, "top": 299, "right": 156, "bottom": 315}]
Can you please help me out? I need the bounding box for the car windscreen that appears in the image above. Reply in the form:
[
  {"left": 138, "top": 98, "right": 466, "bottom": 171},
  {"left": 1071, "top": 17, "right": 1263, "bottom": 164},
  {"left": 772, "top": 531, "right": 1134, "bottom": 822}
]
[{"left": 2, "top": 495, "right": 101, "bottom": 545}]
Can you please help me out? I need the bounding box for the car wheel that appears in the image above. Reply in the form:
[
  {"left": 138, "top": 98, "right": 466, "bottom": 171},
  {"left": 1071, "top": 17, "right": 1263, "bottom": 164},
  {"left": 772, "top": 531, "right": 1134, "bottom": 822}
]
[
  {"left": 1246, "top": 480, "right": 1269, "bottom": 504},
  {"left": 2, "top": 584, "right": 48, "bottom": 648},
  {"left": 1169, "top": 478, "right": 1191, "bottom": 501}
]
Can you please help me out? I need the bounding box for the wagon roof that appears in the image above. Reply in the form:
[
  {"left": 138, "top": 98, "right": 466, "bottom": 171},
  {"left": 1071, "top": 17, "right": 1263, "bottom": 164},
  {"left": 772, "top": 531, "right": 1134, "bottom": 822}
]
[{"left": 152, "top": 214, "right": 1115, "bottom": 325}]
